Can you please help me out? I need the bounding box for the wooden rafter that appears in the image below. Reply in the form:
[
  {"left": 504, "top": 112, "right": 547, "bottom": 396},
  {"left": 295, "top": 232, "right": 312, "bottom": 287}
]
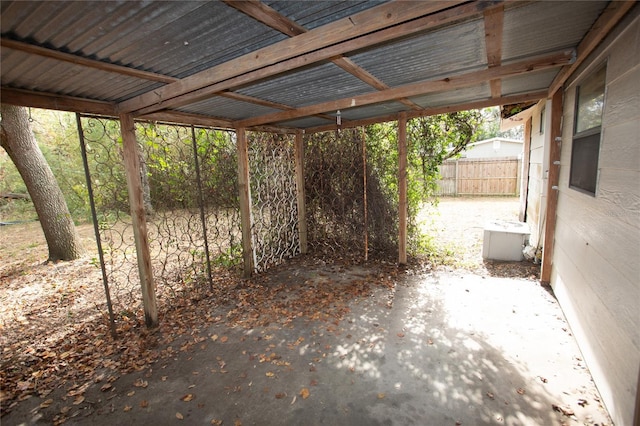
[
  {"left": 483, "top": 5, "right": 504, "bottom": 98},
  {"left": 234, "top": 50, "right": 574, "bottom": 128},
  {"left": 119, "top": 0, "right": 471, "bottom": 114},
  {"left": 1, "top": 37, "right": 178, "bottom": 84},
  {"left": 0, "top": 87, "right": 117, "bottom": 116},
  {"left": 305, "top": 90, "right": 548, "bottom": 133},
  {"left": 225, "top": 0, "right": 423, "bottom": 111},
  {"left": 0, "top": 37, "right": 311, "bottom": 122},
  {"left": 548, "top": 0, "right": 636, "bottom": 96},
  {"left": 131, "top": 0, "right": 502, "bottom": 117}
]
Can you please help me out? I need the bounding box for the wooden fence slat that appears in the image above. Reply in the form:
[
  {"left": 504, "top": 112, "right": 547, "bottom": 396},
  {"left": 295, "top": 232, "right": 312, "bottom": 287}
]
[{"left": 437, "top": 157, "right": 521, "bottom": 196}]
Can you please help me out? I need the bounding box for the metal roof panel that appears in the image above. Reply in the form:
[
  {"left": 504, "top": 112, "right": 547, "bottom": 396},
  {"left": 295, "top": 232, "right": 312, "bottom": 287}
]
[
  {"left": 347, "top": 17, "right": 487, "bottom": 87},
  {"left": 237, "top": 62, "right": 373, "bottom": 108},
  {"left": 177, "top": 96, "right": 281, "bottom": 121},
  {"left": 410, "top": 84, "right": 491, "bottom": 109},
  {"left": 502, "top": 1, "right": 609, "bottom": 61}
]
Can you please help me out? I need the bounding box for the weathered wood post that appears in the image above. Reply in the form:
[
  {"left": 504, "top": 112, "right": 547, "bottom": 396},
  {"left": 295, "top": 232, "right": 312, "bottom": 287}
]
[
  {"left": 119, "top": 113, "right": 158, "bottom": 327},
  {"left": 398, "top": 112, "right": 408, "bottom": 265},
  {"left": 236, "top": 127, "right": 254, "bottom": 277},
  {"left": 541, "top": 90, "right": 563, "bottom": 284},
  {"left": 294, "top": 130, "right": 308, "bottom": 254}
]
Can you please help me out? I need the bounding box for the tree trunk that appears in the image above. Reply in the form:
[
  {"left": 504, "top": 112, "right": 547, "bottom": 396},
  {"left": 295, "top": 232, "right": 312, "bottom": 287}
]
[{"left": 0, "top": 104, "right": 85, "bottom": 261}]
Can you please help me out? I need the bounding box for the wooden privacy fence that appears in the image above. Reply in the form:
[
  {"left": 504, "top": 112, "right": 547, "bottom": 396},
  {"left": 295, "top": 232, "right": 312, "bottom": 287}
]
[{"left": 436, "top": 157, "right": 522, "bottom": 196}]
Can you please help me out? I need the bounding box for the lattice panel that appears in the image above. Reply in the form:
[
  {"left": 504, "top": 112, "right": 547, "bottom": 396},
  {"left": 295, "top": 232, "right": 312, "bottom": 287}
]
[{"left": 248, "top": 132, "right": 300, "bottom": 272}]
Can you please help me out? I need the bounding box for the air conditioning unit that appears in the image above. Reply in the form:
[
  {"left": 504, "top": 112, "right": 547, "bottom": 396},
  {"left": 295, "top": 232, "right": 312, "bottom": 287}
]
[{"left": 482, "top": 220, "right": 530, "bottom": 261}]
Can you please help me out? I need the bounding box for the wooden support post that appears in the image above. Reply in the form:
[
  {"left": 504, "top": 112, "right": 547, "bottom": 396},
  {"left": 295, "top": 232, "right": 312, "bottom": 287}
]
[
  {"left": 519, "top": 117, "right": 532, "bottom": 221},
  {"left": 119, "top": 113, "right": 158, "bottom": 328},
  {"left": 236, "top": 127, "right": 254, "bottom": 277},
  {"left": 294, "top": 131, "right": 308, "bottom": 254},
  {"left": 540, "top": 90, "right": 563, "bottom": 284},
  {"left": 362, "top": 127, "right": 368, "bottom": 262},
  {"left": 398, "top": 112, "right": 408, "bottom": 265}
]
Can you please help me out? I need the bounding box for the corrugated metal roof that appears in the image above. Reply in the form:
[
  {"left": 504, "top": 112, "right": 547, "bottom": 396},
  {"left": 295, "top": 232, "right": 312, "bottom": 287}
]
[
  {"left": 177, "top": 96, "right": 280, "bottom": 121},
  {"left": 348, "top": 17, "right": 487, "bottom": 87},
  {"left": 237, "top": 62, "right": 373, "bottom": 109},
  {"left": 265, "top": 1, "right": 388, "bottom": 30},
  {"left": 0, "top": 0, "right": 624, "bottom": 130},
  {"left": 502, "top": 2, "right": 609, "bottom": 61},
  {"left": 410, "top": 85, "right": 491, "bottom": 109},
  {"left": 501, "top": 69, "right": 559, "bottom": 97}
]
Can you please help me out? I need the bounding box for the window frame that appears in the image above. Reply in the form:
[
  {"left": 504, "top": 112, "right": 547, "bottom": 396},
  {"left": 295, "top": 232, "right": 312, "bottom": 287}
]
[{"left": 569, "top": 64, "right": 606, "bottom": 196}]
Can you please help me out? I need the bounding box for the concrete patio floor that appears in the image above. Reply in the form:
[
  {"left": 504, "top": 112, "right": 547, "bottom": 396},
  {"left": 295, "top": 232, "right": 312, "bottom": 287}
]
[{"left": 9, "top": 260, "right": 611, "bottom": 426}]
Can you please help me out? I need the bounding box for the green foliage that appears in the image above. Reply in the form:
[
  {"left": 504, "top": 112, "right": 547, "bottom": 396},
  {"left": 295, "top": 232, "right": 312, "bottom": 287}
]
[
  {"left": 211, "top": 243, "right": 242, "bottom": 268},
  {"left": 0, "top": 109, "right": 92, "bottom": 223}
]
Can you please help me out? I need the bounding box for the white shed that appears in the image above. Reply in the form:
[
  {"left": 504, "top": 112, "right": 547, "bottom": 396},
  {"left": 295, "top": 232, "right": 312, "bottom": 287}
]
[{"left": 461, "top": 137, "right": 523, "bottom": 159}]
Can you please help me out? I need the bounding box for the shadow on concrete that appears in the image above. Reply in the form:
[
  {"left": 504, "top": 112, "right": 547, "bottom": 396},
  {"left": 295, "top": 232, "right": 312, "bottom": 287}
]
[{"left": 5, "top": 263, "right": 609, "bottom": 426}]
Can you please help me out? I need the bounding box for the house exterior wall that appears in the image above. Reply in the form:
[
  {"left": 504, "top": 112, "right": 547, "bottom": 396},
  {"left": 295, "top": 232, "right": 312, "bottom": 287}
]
[
  {"left": 525, "top": 100, "right": 551, "bottom": 248},
  {"left": 551, "top": 9, "right": 639, "bottom": 426}
]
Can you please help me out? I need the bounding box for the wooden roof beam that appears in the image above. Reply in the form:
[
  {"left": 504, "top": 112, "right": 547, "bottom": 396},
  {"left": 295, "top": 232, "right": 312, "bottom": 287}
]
[
  {"left": 548, "top": 0, "right": 636, "bottom": 96},
  {"left": 118, "top": 0, "right": 472, "bottom": 114},
  {"left": 483, "top": 5, "right": 504, "bottom": 98},
  {"left": 129, "top": 1, "right": 501, "bottom": 117},
  {"left": 1, "top": 37, "right": 178, "bottom": 84},
  {"left": 0, "top": 87, "right": 117, "bottom": 116},
  {"left": 0, "top": 37, "right": 314, "bottom": 121},
  {"left": 224, "top": 0, "right": 423, "bottom": 111},
  {"left": 234, "top": 49, "right": 575, "bottom": 128},
  {"left": 305, "top": 90, "right": 548, "bottom": 133}
]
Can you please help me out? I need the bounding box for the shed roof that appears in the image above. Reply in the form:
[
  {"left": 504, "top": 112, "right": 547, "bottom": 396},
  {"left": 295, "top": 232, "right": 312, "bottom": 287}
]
[{"left": 1, "top": 1, "right": 636, "bottom": 132}]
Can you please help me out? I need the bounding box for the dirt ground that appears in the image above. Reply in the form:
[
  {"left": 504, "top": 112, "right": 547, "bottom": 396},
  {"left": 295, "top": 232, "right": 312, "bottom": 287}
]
[
  {"left": 418, "top": 197, "right": 540, "bottom": 279},
  {"left": 0, "top": 197, "right": 611, "bottom": 425}
]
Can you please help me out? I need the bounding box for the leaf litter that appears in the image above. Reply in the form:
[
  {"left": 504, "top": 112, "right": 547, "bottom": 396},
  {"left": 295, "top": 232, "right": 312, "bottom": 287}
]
[{"left": 0, "top": 250, "right": 396, "bottom": 422}]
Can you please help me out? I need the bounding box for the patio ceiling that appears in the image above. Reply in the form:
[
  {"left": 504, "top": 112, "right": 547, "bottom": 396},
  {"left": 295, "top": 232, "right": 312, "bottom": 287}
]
[{"left": 0, "top": 1, "right": 635, "bottom": 132}]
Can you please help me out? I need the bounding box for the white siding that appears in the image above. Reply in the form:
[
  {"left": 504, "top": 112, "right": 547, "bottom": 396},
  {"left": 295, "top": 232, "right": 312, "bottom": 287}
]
[
  {"left": 462, "top": 138, "right": 523, "bottom": 159},
  {"left": 525, "top": 100, "right": 551, "bottom": 248},
  {"left": 551, "top": 10, "right": 640, "bottom": 426}
]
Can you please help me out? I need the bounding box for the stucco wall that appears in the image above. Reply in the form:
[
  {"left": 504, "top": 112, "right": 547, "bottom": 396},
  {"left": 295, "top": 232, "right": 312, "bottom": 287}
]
[{"left": 551, "top": 9, "right": 639, "bottom": 426}]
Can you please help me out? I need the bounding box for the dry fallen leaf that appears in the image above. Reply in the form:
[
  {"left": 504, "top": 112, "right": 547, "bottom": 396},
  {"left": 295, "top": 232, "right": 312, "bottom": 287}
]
[
  {"left": 176, "top": 412, "right": 184, "bottom": 420},
  {"left": 100, "top": 383, "right": 112, "bottom": 392},
  {"left": 73, "top": 395, "right": 85, "bottom": 405},
  {"left": 552, "top": 404, "right": 575, "bottom": 417},
  {"left": 377, "top": 393, "right": 386, "bottom": 399},
  {"left": 234, "top": 419, "right": 242, "bottom": 426},
  {"left": 265, "top": 372, "right": 275, "bottom": 378},
  {"left": 134, "top": 378, "right": 148, "bottom": 388},
  {"left": 123, "top": 405, "right": 132, "bottom": 412},
  {"left": 397, "top": 332, "right": 405, "bottom": 338},
  {"left": 210, "top": 420, "right": 223, "bottom": 426},
  {"left": 275, "top": 392, "right": 286, "bottom": 399},
  {"left": 39, "top": 398, "right": 54, "bottom": 408},
  {"left": 181, "top": 394, "right": 194, "bottom": 402},
  {"left": 220, "top": 336, "right": 228, "bottom": 343},
  {"left": 127, "top": 390, "right": 135, "bottom": 397},
  {"left": 516, "top": 388, "right": 525, "bottom": 395},
  {"left": 140, "top": 400, "right": 149, "bottom": 408},
  {"left": 300, "top": 388, "right": 310, "bottom": 399}
]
